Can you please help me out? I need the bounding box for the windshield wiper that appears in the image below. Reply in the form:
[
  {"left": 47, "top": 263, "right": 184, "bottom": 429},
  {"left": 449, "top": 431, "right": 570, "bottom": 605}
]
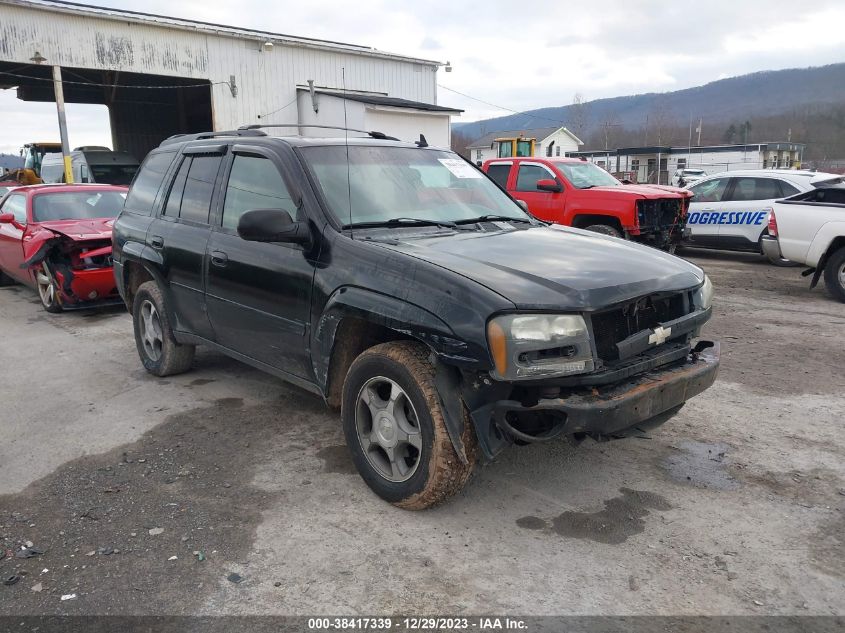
[
  {"left": 453, "top": 215, "right": 533, "bottom": 225},
  {"left": 343, "top": 217, "right": 457, "bottom": 230}
]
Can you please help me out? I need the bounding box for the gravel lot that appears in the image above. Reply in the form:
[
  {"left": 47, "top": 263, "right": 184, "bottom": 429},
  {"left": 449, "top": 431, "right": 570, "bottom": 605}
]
[{"left": 1, "top": 249, "right": 843, "bottom": 616}]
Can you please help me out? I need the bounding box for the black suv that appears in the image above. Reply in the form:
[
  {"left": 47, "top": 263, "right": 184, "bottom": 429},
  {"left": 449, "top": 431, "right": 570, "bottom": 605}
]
[{"left": 113, "top": 129, "right": 720, "bottom": 509}]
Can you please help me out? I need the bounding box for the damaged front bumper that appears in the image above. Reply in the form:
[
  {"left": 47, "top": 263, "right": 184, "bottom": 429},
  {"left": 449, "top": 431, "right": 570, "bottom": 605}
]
[{"left": 470, "top": 342, "right": 720, "bottom": 460}]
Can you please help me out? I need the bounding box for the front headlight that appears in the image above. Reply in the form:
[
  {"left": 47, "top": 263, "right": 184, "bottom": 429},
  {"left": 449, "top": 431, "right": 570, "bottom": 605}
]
[
  {"left": 486, "top": 314, "right": 595, "bottom": 380},
  {"left": 693, "top": 275, "right": 714, "bottom": 310}
]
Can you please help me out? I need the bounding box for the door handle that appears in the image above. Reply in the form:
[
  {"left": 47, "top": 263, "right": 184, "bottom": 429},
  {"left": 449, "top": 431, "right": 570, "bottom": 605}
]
[
  {"left": 150, "top": 235, "right": 164, "bottom": 249},
  {"left": 210, "top": 251, "right": 228, "bottom": 267}
]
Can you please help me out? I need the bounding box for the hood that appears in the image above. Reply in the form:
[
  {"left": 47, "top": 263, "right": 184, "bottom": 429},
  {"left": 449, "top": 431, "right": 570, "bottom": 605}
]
[
  {"left": 32, "top": 218, "right": 115, "bottom": 241},
  {"left": 588, "top": 184, "right": 690, "bottom": 200},
  {"left": 369, "top": 225, "right": 704, "bottom": 311}
]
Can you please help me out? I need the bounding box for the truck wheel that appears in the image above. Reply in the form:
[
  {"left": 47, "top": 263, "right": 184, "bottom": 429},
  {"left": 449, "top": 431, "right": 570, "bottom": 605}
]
[
  {"left": 823, "top": 247, "right": 845, "bottom": 303},
  {"left": 132, "top": 281, "right": 195, "bottom": 376},
  {"left": 35, "top": 263, "right": 63, "bottom": 313},
  {"left": 341, "top": 341, "right": 477, "bottom": 510},
  {"left": 584, "top": 224, "right": 622, "bottom": 238}
]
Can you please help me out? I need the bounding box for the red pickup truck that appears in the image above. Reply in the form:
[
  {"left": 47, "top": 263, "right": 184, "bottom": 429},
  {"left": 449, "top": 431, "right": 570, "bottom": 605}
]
[{"left": 482, "top": 157, "right": 692, "bottom": 250}]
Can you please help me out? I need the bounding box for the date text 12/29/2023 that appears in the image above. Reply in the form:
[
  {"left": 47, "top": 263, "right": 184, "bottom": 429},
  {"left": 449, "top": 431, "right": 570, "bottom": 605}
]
[{"left": 307, "top": 617, "right": 528, "bottom": 631}]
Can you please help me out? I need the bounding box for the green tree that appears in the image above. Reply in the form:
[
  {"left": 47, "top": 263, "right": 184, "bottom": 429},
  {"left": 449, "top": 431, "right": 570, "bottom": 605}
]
[{"left": 722, "top": 123, "right": 737, "bottom": 143}]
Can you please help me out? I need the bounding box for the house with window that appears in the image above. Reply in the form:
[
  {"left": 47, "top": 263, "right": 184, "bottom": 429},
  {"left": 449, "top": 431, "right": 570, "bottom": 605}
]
[
  {"left": 465, "top": 126, "right": 584, "bottom": 164},
  {"left": 569, "top": 142, "right": 805, "bottom": 184}
]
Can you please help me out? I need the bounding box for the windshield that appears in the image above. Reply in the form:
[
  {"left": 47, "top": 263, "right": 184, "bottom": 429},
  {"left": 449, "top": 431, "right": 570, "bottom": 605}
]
[
  {"left": 32, "top": 191, "right": 126, "bottom": 222},
  {"left": 89, "top": 164, "right": 139, "bottom": 185},
  {"left": 299, "top": 146, "right": 530, "bottom": 226},
  {"left": 553, "top": 161, "right": 620, "bottom": 189}
]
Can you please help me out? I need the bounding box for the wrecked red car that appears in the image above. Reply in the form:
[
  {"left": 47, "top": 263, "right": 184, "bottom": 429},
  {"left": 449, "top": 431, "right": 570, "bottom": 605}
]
[{"left": 0, "top": 184, "right": 126, "bottom": 312}]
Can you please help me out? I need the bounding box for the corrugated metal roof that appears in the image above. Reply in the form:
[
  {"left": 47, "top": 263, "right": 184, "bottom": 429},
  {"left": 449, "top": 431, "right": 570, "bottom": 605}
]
[{"left": 4, "top": 0, "right": 443, "bottom": 66}]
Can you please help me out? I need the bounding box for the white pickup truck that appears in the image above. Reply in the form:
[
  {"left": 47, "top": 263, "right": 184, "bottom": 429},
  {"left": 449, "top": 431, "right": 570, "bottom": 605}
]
[{"left": 762, "top": 181, "right": 845, "bottom": 302}]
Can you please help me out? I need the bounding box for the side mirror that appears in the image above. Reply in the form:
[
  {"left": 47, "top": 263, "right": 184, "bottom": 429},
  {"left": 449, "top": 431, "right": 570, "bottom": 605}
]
[
  {"left": 237, "top": 209, "right": 311, "bottom": 245},
  {"left": 536, "top": 178, "right": 562, "bottom": 193},
  {"left": 0, "top": 213, "right": 15, "bottom": 224}
]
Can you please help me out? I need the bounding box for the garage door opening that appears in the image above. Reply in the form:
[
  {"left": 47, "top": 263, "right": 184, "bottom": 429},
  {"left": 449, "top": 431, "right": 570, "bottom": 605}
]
[{"left": 0, "top": 62, "right": 213, "bottom": 160}]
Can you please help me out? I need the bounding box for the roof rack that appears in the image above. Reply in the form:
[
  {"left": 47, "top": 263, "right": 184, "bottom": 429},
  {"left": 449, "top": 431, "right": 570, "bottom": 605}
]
[
  {"left": 160, "top": 129, "right": 267, "bottom": 146},
  {"left": 238, "top": 123, "right": 400, "bottom": 141}
]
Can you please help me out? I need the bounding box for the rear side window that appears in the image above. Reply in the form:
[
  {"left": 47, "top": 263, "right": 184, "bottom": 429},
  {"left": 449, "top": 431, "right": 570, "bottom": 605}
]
[
  {"left": 163, "top": 155, "right": 222, "bottom": 224},
  {"left": 163, "top": 157, "right": 191, "bottom": 218},
  {"left": 728, "top": 177, "right": 782, "bottom": 201},
  {"left": 180, "top": 156, "right": 222, "bottom": 224},
  {"left": 222, "top": 155, "right": 297, "bottom": 230},
  {"left": 125, "top": 152, "right": 175, "bottom": 215},
  {"left": 486, "top": 164, "right": 511, "bottom": 189},
  {"left": 779, "top": 181, "right": 800, "bottom": 196},
  {"left": 515, "top": 164, "right": 552, "bottom": 192}
]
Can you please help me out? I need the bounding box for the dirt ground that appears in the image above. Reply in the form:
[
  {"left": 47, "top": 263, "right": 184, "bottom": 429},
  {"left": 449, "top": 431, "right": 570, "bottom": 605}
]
[{"left": 0, "top": 249, "right": 843, "bottom": 616}]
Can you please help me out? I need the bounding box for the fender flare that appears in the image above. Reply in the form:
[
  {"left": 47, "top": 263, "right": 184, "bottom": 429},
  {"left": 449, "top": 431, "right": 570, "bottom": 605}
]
[
  {"left": 313, "top": 286, "right": 474, "bottom": 462},
  {"left": 118, "top": 242, "right": 174, "bottom": 315}
]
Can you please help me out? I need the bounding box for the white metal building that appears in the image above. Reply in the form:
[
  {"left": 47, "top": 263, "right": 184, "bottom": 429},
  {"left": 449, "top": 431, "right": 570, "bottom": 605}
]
[
  {"left": 570, "top": 142, "right": 806, "bottom": 184},
  {"left": 466, "top": 126, "right": 583, "bottom": 164},
  {"left": 0, "top": 0, "right": 460, "bottom": 158}
]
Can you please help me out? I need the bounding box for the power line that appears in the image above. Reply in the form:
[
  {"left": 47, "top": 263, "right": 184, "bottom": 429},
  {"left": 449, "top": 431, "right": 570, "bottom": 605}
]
[
  {"left": 437, "top": 84, "right": 568, "bottom": 126},
  {"left": 0, "top": 70, "right": 227, "bottom": 90},
  {"left": 257, "top": 96, "right": 298, "bottom": 119}
]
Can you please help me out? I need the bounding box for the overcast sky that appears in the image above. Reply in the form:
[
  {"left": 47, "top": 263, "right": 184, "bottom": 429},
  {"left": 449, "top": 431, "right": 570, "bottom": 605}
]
[{"left": 2, "top": 0, "right": 845, "bottom": 154}]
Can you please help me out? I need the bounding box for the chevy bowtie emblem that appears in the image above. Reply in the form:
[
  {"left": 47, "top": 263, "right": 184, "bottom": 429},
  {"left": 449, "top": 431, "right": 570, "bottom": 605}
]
[{"left": 648, "top": 326, "right": 672, "bottom": 346}]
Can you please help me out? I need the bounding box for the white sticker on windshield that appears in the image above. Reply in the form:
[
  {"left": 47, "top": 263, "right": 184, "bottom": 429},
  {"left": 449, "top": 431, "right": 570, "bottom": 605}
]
[{"left": 438, "top": 158, "right": 483, "bottom": 179}]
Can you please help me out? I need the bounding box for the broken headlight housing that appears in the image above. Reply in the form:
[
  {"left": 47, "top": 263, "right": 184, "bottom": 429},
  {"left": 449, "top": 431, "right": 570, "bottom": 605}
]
[
  {"left": 486, "top": 314, "right": 595, "bottom": 380},
  {"left": 692, "top": 275, "right": 714, "bottom": 310}
]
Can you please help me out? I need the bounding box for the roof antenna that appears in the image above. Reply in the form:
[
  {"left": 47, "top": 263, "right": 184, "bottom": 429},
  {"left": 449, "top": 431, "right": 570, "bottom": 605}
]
[
  {"left": 342, "top": 67, "right": 352, "bottom": 229},
  {"left": 415, "top": 134, "right": 428, "bottom": 148}
]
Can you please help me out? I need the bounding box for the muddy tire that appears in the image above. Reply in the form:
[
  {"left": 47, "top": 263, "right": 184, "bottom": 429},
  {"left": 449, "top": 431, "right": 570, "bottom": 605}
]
[
  {"left": 823, "top": 246, "right": 845, "bottom": 303},
  {"left": 341, "top": 341, "right": 477, "bottom": 510},
  {"left": 36, "top": 263, "right": 63, "bottom": 313},
  {"left": 132, "top": 281, "right": 195, "bottom": 376},
  {"left": 584, "top": 224, "right": 622, "bottom": 238}
]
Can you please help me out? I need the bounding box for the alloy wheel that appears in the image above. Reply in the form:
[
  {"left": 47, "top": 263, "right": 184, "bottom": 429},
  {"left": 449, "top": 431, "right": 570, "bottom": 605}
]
[
  {"left": 139, "top": 299, "right": 164, "bottom": 362},
  {"left": 354, "top": 376, "right": 423, "bottom": 483}
]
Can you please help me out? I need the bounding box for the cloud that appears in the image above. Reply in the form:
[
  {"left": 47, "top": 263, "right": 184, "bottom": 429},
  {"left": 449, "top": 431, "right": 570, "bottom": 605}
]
[
  {"left": 419, "top": 36, "right": 441, "bottom": 50},
  {"left": 2, "top": 0, "right": 844, "bottom": 135}
]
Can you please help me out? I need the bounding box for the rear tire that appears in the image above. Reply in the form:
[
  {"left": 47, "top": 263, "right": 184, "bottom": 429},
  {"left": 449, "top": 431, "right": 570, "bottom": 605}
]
[
  {"left": 584, "top": 224, "right": 622, "bottom": 238},
  {"left": 823, "top": 246, "right": 845, "bottom": 303},
  {"left": 341, "top": 341, "right": 477, "bottom": 510},
  {"left": 132, "top": 281, "right": 195, "bottom": 376}
]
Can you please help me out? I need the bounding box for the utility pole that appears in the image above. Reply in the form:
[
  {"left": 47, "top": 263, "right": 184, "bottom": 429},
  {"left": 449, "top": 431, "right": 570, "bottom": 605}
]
[
  {"left": 696, "top": 118, "right": 702, "bottom": 146},
  {"left": 687, "top": 114, "right": 692, "bottom": 164},
  {"left": 52, "top": 65, "right": 73, "bottom": 184}
]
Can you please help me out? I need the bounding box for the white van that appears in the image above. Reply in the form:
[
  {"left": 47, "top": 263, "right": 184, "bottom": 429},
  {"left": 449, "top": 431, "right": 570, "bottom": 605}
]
[{"left": 40, "top": 147, "right": 139, "bottom": 185}]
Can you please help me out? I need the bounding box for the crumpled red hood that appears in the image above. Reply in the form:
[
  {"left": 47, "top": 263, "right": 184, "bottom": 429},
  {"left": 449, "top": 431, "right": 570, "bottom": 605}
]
[
  {"left": 32, "top": 217, "right": 115, "bottom": 240},
  {"left": 22, "top": 218, "right": 114, "bottom": 263}
]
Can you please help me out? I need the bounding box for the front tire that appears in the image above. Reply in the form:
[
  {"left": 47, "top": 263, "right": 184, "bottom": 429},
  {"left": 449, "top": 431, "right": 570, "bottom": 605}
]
[
  {"left": 341, "top": 341, "right": 477, "bottom": 510},
  {"left": 36, "top": 263, "right": 63, "bottom": 313},
  {"left": 823, "top": 246, "right": 845, "bottom": 303},
  {"left": 132, "top": 281, "right": 195, "bottom": 376}
]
